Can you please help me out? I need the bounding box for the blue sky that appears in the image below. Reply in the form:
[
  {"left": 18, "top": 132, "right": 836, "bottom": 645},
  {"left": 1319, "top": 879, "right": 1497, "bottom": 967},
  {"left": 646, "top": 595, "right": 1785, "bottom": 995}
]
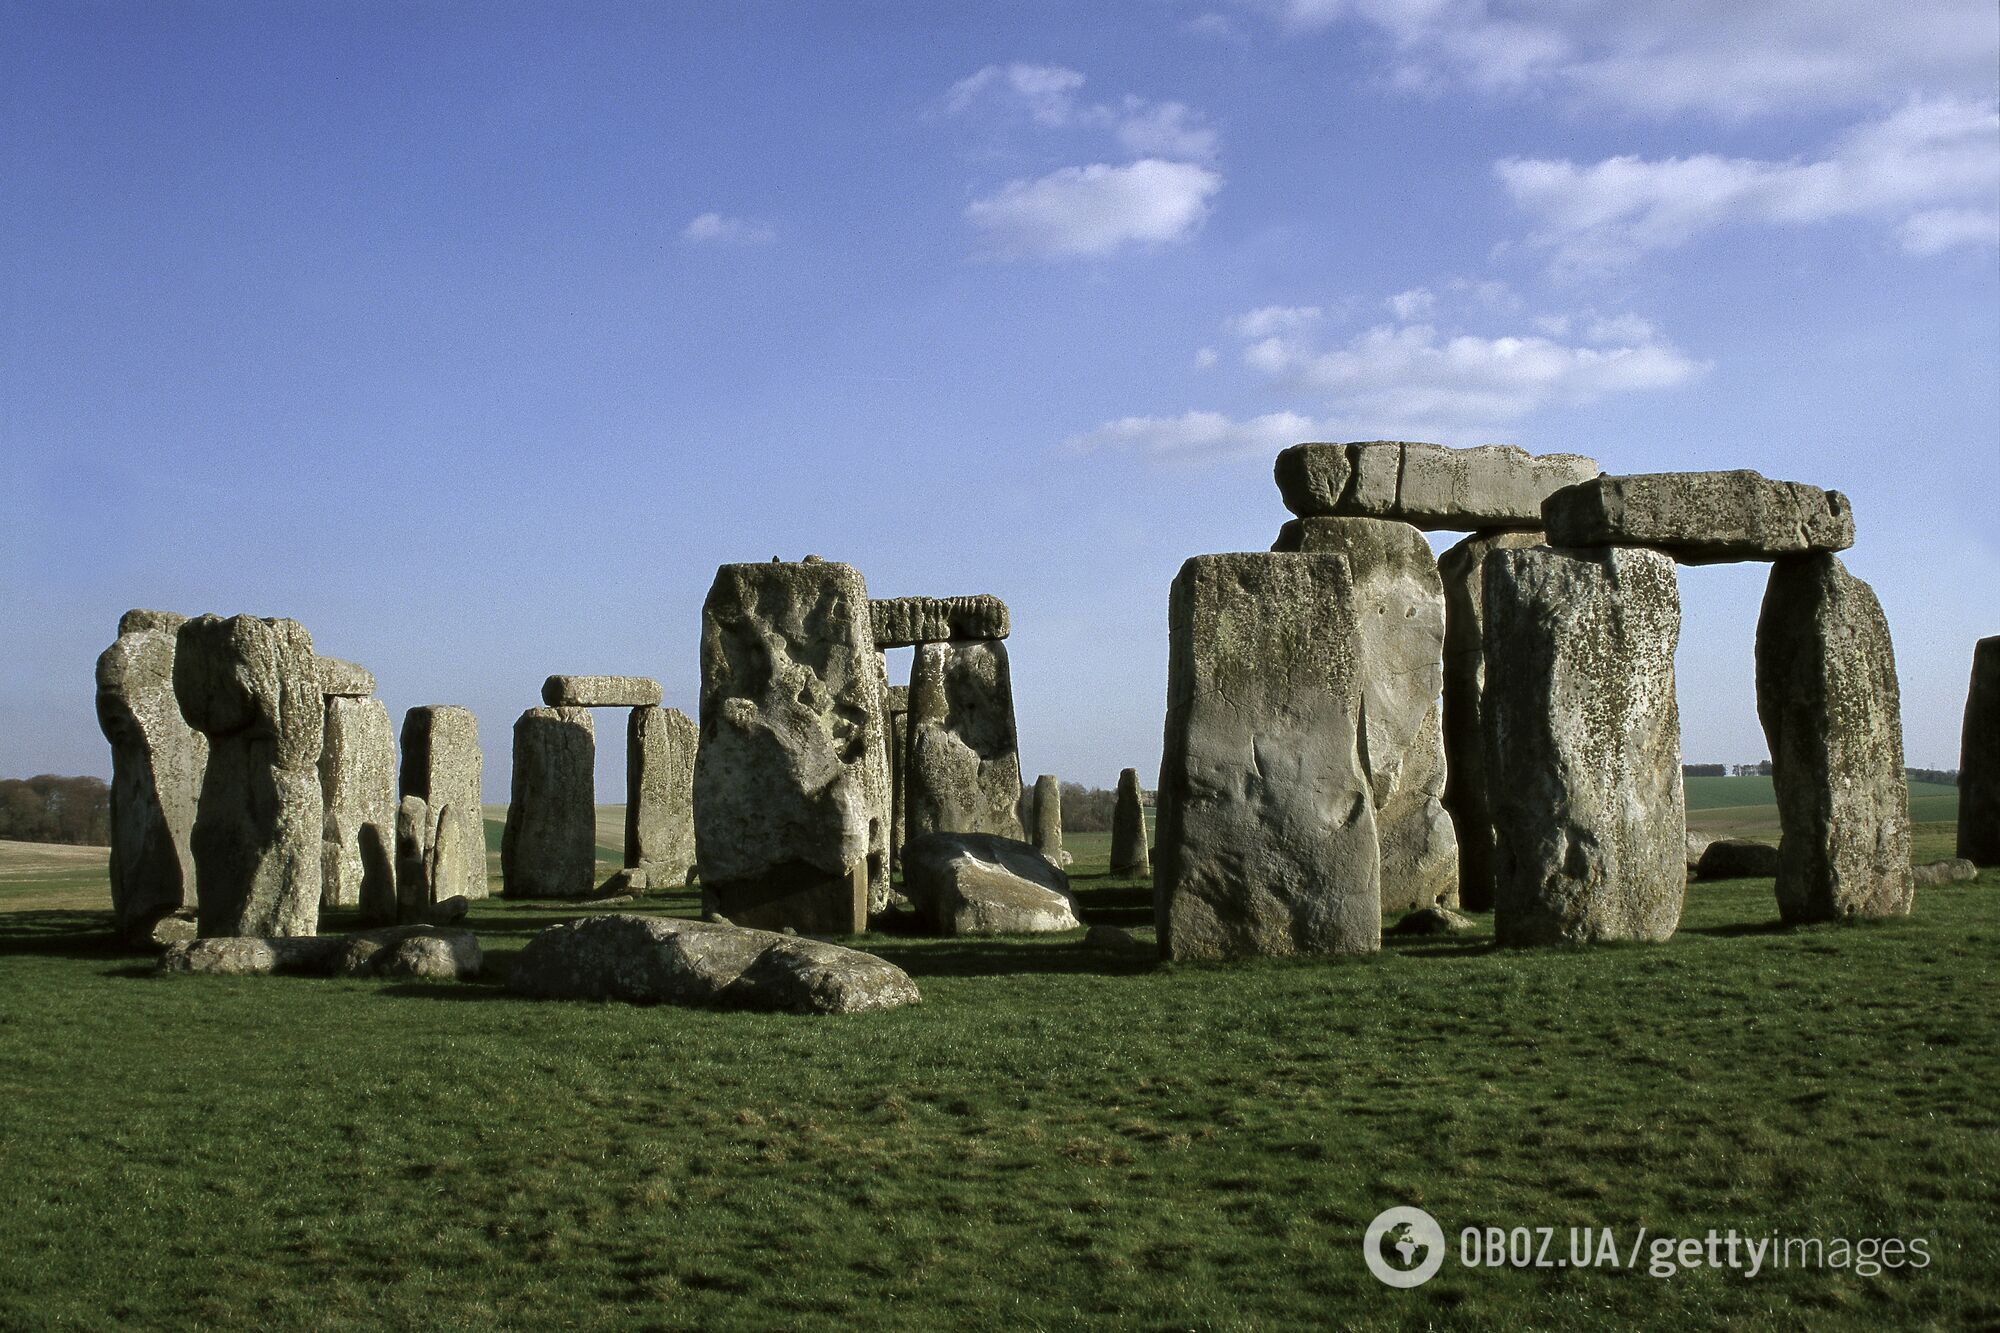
[{"left": 4, "top": 1, "right": 1996, "bottom": 799}]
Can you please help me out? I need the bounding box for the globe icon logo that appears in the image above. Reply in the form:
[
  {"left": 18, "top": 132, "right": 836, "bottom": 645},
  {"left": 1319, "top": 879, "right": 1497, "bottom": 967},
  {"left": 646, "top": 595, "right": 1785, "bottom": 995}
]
[{"left": 1363, "top": 1206, "right": 1446, "bottom": 1288}]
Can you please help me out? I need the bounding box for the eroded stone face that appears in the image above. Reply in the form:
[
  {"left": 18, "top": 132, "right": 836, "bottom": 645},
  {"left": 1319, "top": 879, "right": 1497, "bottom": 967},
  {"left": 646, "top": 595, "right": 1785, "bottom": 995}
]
[
  {"left": 1483, "top": 547, "right": 1685, "bottom": 946},
  {"left": 1110, "top": 767, "right": 1150, "bottom": 876},
  {"left": 1756, "top": 553, "right": 1913, "bottom": 921},
  {"left": 901, "top": 831, "right": 1081, "bottom": 935},
  {"left": 903, "top": 641, "right": 1026, "bottom": 844},
  {"left": 1960, "top": 637, "right": 2000, "bottom": 866},
  {"left": 693, "top": 560, "right": 889, "bottom": 933},
  {"left": 319, "top": 695, "right": 396, "bottom": 916},
  {"left": 869, "top": 595, "right": 1010, "bottom": 647},
  {"left": 542, "top": 675, "right": 663, "bottom": 708},
  {"left": 1030, "top": 774, "right": 1062, "bottom": 861},
  {"left": 1542, "top": 471, "right": 1855, "bottom": 564},
  {"left": 1275, "top": 442, "right": 1597, "bottom": 530},
  {"left": 398, "top": 706, "right": 486, "bottom": 901},
  {"left": 316, "top": 657, "right": 376, "bottom": 698},
  {"left": 502, "top": 707, "right": 597, "bottom": 899},
  {"left": 96, "top": 612, "right": 207, "bottom": 938},
  {"left": 627, "top": 705, "right": 697, "bottom": 885},
  {"left": 1154, "top": 552, "right": 1381, "bottom": 961},
  {"left": 886, "top": 684, "right": 910, "bottom": 870}
]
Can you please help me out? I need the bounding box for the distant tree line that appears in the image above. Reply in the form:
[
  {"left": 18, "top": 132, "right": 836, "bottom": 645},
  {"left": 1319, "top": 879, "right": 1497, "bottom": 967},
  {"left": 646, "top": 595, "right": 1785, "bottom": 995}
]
[
  {"left": 1907, "top": 767, "right": 1959, "bottom": 786},
  {"left": 1685, "top": 762, "right": 1959, "bottom": 785},
  {"left": 1681, "top": 764, "right": 1726, "bottom": 778},
  {"left": 1016, "top": 781, "right": 1138, "bottom": 834},
  {"left": 0, "top": 776, "right": 111, "bottom": 846}
]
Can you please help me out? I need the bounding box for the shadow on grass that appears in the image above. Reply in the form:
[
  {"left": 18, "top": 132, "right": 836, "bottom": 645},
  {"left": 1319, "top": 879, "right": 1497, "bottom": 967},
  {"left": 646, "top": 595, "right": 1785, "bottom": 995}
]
[
  {"left": 0, "top": 910, "right": 135, "bottom": 962},
  {"left": 1680, "top": 918, "right": 1794, "bottom": 938},
  {"left": 862, "top": 938, "right": 1156, "bottom": 980}
]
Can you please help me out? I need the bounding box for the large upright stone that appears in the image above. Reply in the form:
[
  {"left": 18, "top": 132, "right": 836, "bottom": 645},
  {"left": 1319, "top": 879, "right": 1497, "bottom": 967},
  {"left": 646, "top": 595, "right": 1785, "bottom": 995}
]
[
  {"left": 1483, "top": 547, "right": 1685, "bottom": 946},
  {"left": 1030, "top": 774, "right": 1062, "bottom": 862},
  {"left": 885, "top": 684, "right": 910, "bottom": 869},
  {"left": 1438, "top": 530, "right": 1548, "bottom": 910},
  {"left": 1111, "top": 767, "right": 1150, "bottom": 876},
  {"left": 543, "top": 675, "right": 663, "bottom": 708},
  {"left": 95, "top": 611, "right": 207, "bottom": 939},
  {"left": 904, "top": 641, "right": 1026, "bottom": 843},
  {"left": 502, "top": 707, "right": 596, "bottom": 899},
  {"left": 1275, "top": 441, "right": 1597, "bottom": 530},
  {"left": 1961, "top": 638, "right": 2000, "bottom": 865},
  {"left": 394, "top": 795, "right": 431, "bottom": 922},
  {"left": 319, "top": 695, "right": 396, "bottom": 916},
  {"left": 869, "top": 595, "right": 1010, "bottom": 647},
  {"left": 1273, "top": 515, "right": 1458, "bottom": 910},
  {"left": 1543, "top": 471, "right": 1855, "bottom": 564},
  {"left": 399, "top": 706, "right": 486, "bottom": 901},
  {"left": 694, "top": 559, "right": 890, "bottom": 934},
  {"left": 173, "top": 614, "right": 325, "bottom": 938},
  {"left": 1755, "top": 553, "right": 1914, "bottom": 921},
  {"left": 627, "top": 704, "right": 696, "bottom": 886},
  {"left": 1154, "top": 553, "right": 1380, "bottom": 960}
]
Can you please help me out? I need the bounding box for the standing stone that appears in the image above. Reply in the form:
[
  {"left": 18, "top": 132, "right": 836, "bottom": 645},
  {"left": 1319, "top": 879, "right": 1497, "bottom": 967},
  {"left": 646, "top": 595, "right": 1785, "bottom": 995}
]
[
  {"left": 394, "top": 795, "right": 431, "bottom": 923},
  {"left": 1960, "top": 637, "right": 2000, "bottom": 865},
  {"left": 1755, "top": 553, "right": 1914, "bottom": 921},
  {"left": 96, "top": 612, "right": 208, "bottom": 941},
  {"left": 885, "top": 684, "right": 910, "bottom": 869},
  {"left": 1110, "top": 767, "right": 1150, "bottom": 876},
  {"left": 502, "top": 707, "right": 597, "bottom": 899},
  {"left": 173, "top": 614, "right": 325, "bottom": 938},
  {"left": 1438, "top": 530, "right": 1548, "bottom": 910},
  {"left": 904, "top": 641, "right": 1027, "bottom": 843},
  {"left": 1273, "top": 515, "right": 1458, "bottom": 911},
  {"left": 1030, "top": 774, "right": 1062, "bottom": 863},
  {"left": 693, "top": 559, "right": 890, "bottom": 934},
  {"left": 427, "top": 803, "right": 478, "bottom": 920},
  {"left": 319, "top": 695, "right": 396, "bottom": 917},
  {"left": 627, "top": 704, "right": 697, "bottom": 886},
  {"left": 399, "top": 706, "right": 486, "bottom": 901},
  {"left": 1154, "top": 553, "right": 1380, "bottom": 961},
  {"left": 1483, "top": 547, "right": 1685, "bottom": 946}
]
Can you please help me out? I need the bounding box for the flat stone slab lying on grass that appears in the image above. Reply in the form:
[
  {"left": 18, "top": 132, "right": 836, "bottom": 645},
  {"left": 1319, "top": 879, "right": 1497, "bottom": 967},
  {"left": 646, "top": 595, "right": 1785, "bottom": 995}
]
[
  {"left": 1388, "top": 905, "right": 1475, "bottom": 936},
  {"left": 1274, "top": 441, "right": 1597, "bottom": 530},
  {"left": 901, "top": 831, "right": 1081, "bottom": 935},
  {"left": 542, "top": 675, "right": 663, "bottom": 708},
  {"left": 507, "top": 914, "right": 919, "bottom": 1014},
  {"left": 1695, "top": 839, "right": 1782, "bottom": 880},
  {"left": 156, "top": 925, "right": 481, "bottom": 980},
  {"left": 1913, "top": 858, "right": 1978, "bottom": 887},
  {"left": 1542, "top": 471, "right": 1854, "bottom": 563},
  {"left": 868, "top": 595, "right": 1010, "bottom": 647}
]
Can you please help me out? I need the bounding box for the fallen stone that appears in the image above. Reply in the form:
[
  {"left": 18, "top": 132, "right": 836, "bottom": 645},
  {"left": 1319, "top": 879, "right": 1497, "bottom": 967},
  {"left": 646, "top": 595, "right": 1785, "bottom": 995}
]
[
  {"left": 901, "top": 831, "right": 1082, "bottom": 935},
  {"left": 627, "top": 705, "right": 697, "bottom": 887},
  {"left": 315, "top": 657, "right": 376, "bottom": 697},
  {"left": 1484, "top": 546, "right": 1685, "bottom": 945},
  {"left": 1912, "top": 857, "right": 1978, "bottom": 888},
  {"left": 868, "top": 595, "right": 1010, "bottom": 647},
  {"left": 158, "top": 925, "right": 480, "bottom": 980},
  {"left": 319, "top": 695, "right": 396, "bottom": 916},
  {"left": 1275, "top": 441, "right": 1597, "bottom": 530},
  {"left": 502, "top": 707, "right": 597, "bottom": 899},
  {"left": 507, "top": 914, "right": 920, "bottom": 1014},
  {"left": 1084, "top": 924, "right": 1138, "bottom": 949},
  {"left": 903, "top": 641, "right": 1026, "bottom": 842},
  {"left": 584, "top": 894, "right": 636, "bottom": 906},
  {"left": 1543, "top": 471, "right": 1855, "bottom": 564},
  {"left": 542, "top": 674, "right": 664, "bottom": 708},
  {"left": 1155, "top": 552, "right": 1381, "bottom": 960},
  {"left": 1388, "top": 905, "right": 1476, "bottom": 936},
  {"left": 1960, "top": 637, "right": 2000, "bottom": 865},
  {"left": 399, "top": 706, "right": 486, "bottom": 900},
  {"left": 96, "top": 611, "right": 207, "bottom": 939},
  {"left": 129, "top": 912, "right": 198, "bottom": 949},
  {"left": 331, "top": 926, "right": 482, "bottom": 980},
  {"left": 597, "top": 867, "right": 651, "bottom": 896},
  {"left": 1110, "top": 767, "right": 1150, "bottom": 876},
  {"left": 424, "top": 894, "right": 471, "bottom": 925},
  {"left": 1685, "top": 830, "right": 1714, "bottom": 873},
  {"left": 1695, "top": 838, "right": 1782, "bottom": 880},
  {"left": 1756, "top": 553, "right": 1913, "bottom": 921}
]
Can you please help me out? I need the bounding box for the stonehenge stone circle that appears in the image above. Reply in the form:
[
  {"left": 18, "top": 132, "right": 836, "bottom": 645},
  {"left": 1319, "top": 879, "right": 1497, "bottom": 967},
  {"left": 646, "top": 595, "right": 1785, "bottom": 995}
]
[
  {"left": 1030, "top": 773, "right": 1062, "bottom": 863},
  {"left": 1110, "top": 767, "right": 1150, "bottom": 876},
  {"left": 1960, "top": 636, "right": 2000, "bottom": 865},
  {"left": 319, "top": 694, "right": 396, "bottom": 917},
  {"left": 1755, "top": 553, "right": 1913, "bottom": 921},
  {"left": 542, "top": 674, "right": 664, "bottom": 709},
  {"left": 316, "top": 657, "right": 376, "bottom": 698},
  {"left": 627, "top": 704, "right": 697, "bottom": 886},
  {"left": 1154, "top": 552, "right": 1381, "bottom": 960},
  {"left": 399, "top": 705, "right": 486, "bottom": 901},
  {"left": 1273, "top": 515, "right": 1458, "bottom": 911},
  {"left": 904, "top": 640, "right": 1027, "bottom": 843},
  {"left": 1275, "top": 441, "right": 1597, "bottom": 530},
  {"left": 1483, "top": 547, "right": 1685, "bottom": 946},
  {"left": 96, "top": 611, "right": 207, "bottom": 941},
  {"left": 869, "top": 595, "right": 1010, "bottom": 647},
  {"left": 1437, "top": 529, "right": 1547, "bottom": 910},
  {"left": 694, "top": 559, "right": 890, "bottom": 934},
  {"left": 173, "top": 614, "right": 325, "bottom": 938},
  {"left": 502, "top": 706, "right": 597, "bottom": 899},
  {"left": 901, "top": 831, "right": 1082, "bottom": 935},
  {"left": 1543, "top": 471, "right": 1855, "bottom": 563}
]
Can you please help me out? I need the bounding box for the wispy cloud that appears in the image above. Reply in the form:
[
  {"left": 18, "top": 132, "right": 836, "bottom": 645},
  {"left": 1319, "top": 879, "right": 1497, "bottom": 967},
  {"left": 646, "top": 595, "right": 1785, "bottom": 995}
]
[
  {"left": 680, "top": 212, "right": 777, "bottom": 246},
  {"left": 966, "top": 159, "right": 1223, "bottom": 259}
]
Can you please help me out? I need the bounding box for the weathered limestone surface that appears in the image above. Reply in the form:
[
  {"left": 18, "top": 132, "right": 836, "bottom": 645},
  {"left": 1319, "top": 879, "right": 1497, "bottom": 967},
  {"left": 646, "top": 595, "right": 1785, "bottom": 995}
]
[
  {"left": 1110, "top": 767, "right": 1150, "bottom": 875},
  {"left": 174, "top": 614, "right": 325, "bottom": 938},
  {"left": 399, "top": 706, "right": 486, "bottom": 901},
  {"left": 1543, "top": 471, "right": 1855, "bottom": 564},
  {"left": 1483, "top": 547, "right": 1685, "bottom": 945},
  {"left": 96, "top": 612, "right": 207, "bottom": 939},
  {"left": 1275, "top": 442, "right": 1596, "bottom": 530},
  {"left": 901, "top": 831, "right": 1081, "bottom": 935},
  {"left": 1756, "top": 553, "right": 1913, "bottom": 921},
  {"left": 1960, "top": 637, "right": 2000, "bottom": 865},
  {"left": 1154, "top": 553, "right": 1381, "bottom": 960},
  {"left": 507, "top": 914, "right": 920, "bottom": 1014},
  {"left": 157, "top": 925, "right": 480, "bottom": 980},
  {"left": 1438, "top": 530, "right": 1547, "bottom": 910},
  {"left": 886, "top": 684, "right": 910, "bottom": 869},
  {"left": 502, "top": 707, "right": 597, "bottom": 899},
  {"left": 316, "top": 657, "right": 376, "bottom": 698},
  {"left": 694, "top": 560, "right": 890, "bottom": 934},
  {"left": 627, "top": 705, "right": 697, "bottom": 885},
  {"left": 869, "top": 595, "right": 1010, "bottom": 647},
  {"left": 904, "top": 641, "right": 1026, "bottom": 843},
  {"left": 542, "top": 674, "right": 663, "bottom": 709},
  {"left": 1030, "top": 774, "right": 1062, "bottom": 862},
  {"left": 1273, "top": 515, "right": 1458, "bottom": 910},
  {"left": 319, "top": 695, "right": 396, "bottom": 916}
]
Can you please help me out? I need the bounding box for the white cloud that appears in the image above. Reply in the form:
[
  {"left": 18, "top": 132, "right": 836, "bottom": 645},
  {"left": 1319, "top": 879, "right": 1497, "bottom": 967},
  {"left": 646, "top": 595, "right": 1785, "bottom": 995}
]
[
  {"left": 1229, "top": 304, "right": 1324, "bottom": 337},
  {"left": 1385, "top": 287, "right": 1436, "bottom": 320},
  {"left": 1194, "top": 346, "right": 1220, "bottom": 368},
  {"left": 1498, "top": 96, "right": 2000, "bottom": 268},
  {"left": 966, "top": 159, "right": 1223, "bottom": 259},
  {"left": 945, "top": 65, "right": 1219, "bottom": 163},
  {"left": 681, "top": 212, "right": 776, "bottom": 246},
  {"left": 1899, "top": 207, "right": 2000, "bottom": 256},
  {"left": 1114, "top": 99, "right": 1220, "bottom": 163},
  {"left": 1068, "top": 409, "right": 1320, "bottom": 459},
  {"left": 946, "top": 63, "right": 1087, "bottom": 125}
]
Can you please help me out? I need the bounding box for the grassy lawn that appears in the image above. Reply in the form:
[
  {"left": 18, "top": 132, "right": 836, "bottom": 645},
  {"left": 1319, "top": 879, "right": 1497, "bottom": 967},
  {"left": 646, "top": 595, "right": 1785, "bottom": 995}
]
[{"left": 1, "top": 807, "right": 1993, "bottom": 1329}]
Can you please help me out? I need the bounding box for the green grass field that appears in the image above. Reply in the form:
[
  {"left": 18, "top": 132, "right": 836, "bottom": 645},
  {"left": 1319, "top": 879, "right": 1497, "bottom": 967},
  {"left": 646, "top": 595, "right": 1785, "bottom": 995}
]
[{"left": 1, "top": 798, "right": 1993, "bottom": 1329}]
